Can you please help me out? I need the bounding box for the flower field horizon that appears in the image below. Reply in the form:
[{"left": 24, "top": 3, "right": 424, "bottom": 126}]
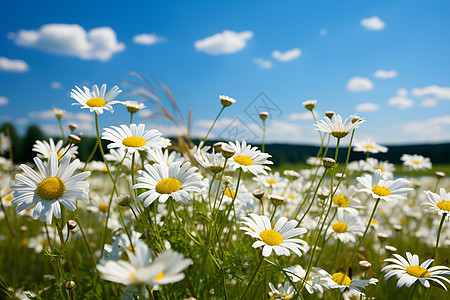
[{"left": 0, "top": 85, "right": 449, "bottom": 299}]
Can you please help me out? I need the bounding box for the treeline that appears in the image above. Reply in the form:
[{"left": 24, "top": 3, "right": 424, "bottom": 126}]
[{"left": 2, "top": 123, "right": 450, "bottom": 165}]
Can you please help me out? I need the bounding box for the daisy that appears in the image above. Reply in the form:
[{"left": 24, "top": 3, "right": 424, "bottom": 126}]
[
  {"left": 357, "top": 169, "right": 413, "bottom": 202},
  {"left": 147, "top": 148, "right": 182, "bottom": 166},
  {"left": 71, "top": 84, "right": 123, "bottom": 114},
  {"left": 352, "top": 138, "right": 388, "bottom": 154},
  {"left": 401, "top": 154, "right": 432, "bottom": 171},
  {"left": 382, "top": 252, "right": 450, "bottom": 290},
  {"left": 32, "top": 138, "right": 78, "bottom": 160},
  {"left": 0, "top": 132, "right": 11, "bottom": 155},
  {"left": 11, "top": 152, "right": 90, "bottom": 225},
  {"left": 240, "top": 214, "right": 308, "bottom": 257},
  {"left": 302, "top": 99, "right": 317, "bottom": 111},
  {"left": 328, "top": 272, "right": 378, "bottom": 293},
  {"left": 314, "top": 114, "right": 365, "bottom": 139},
  {"left": 133, "top": 161, "right": 204, "bottom": 206},
  {"left": 422, "top": 188, "right": 450, "bottom": 220},
  {"left": 284, "top": 265, "right": 335, "bottom": 294},
  {"left": 268, "top": 282, "right": 295, "bottom": 300},
  {"left": 331, "top": 185, "right": 362, "bottom": 216},
  {"left": 124, "top": 100, "right": 146, "bottom": 114},
  {"left": 363, "top": 158, "right": 395, "bottom": 180},
  {"left": 102, "top": 124, "right": 170, "bottom": 154},
  {"left": 253, "top": 172, "right": 288, "bottom": 190},
  {"left": 219, "top": 95, "right": 236, "bottom": 107},
  {"left": 194, "top": 148, "right": 225, "bottom": 174},
  {"left": 103, "top": 231, "right": 143, "bottom": 260},
  {"left": 328, "top": 210, "right": 364, "bottom": 244},
  {"left": 227, "top": 140, "right": 273, "bottom": 176}
]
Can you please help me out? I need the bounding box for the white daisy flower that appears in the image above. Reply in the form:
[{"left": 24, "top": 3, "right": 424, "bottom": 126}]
[
  {"left": 102, "top": 124, "right": 170, "bottom": 154},
  {"left": 313, "top": 114, "right": 365, "bottom": 139},
  {"left": 253, "top": 172, "right": 288, "bottom": 190},
  {"left": 357, "top": 169, "right": 413, "bottom": 202},
  {"left": 284, "top": 265, "right": 335, "bottom": 294},
  {"left": 240, "top": 214, "right": 308, "bottom": 257},
  {"left": 71, "top": 84, "right": 123, "bottom": 114},
  {"left": 227, "top": 140, "right": 273, "bottom": 176},
  {"left": 329, "top": 272, "right": 378, "bottom": 293},
  {"left": 331, "top": 185, "right": 362, "bottom": 216},
  {"left": 401, "top": 154, "right": 432, "bottom": 171},
  {"left": 422, "top": 188, "right": 450, "bottom": 220},
  {"left": 382, "top": 252, "right": 450, "bottom": 290},
  {"left": 32, "top": 138, "right": 78, "bottom": 160},
  {"left": 147, "top": 249, "right": 193, "bottom": 290},
  {"left": 302, "top": 99, "right": 317, "bottom": 111},
  {"left": 11, "top": 152, "right": 90, "bottom": 225},
  {"left": 103, "top": 231, "right": 143, "bottom": 260},
  {"left": 219, "top": 95, "right": 236, "bottom": 107},
  {"left": 133, "top": 161, "right": 204, "bottom": 206},
  {"left": 328, "top": 210, "right": 364, "bottom": 244},
  {"left": 194, "top": 148, "right": 225, "bottom": 174},
  {"left": 124, "top": 100, "right": 146, "bottom": 114},
  {"left": 363, "top": 158, "right": 395, "bottom": 180},
  {"left": 352, "top": 138, "right": 388, "bottom": 154},
  {"left": 268, "top": 282, "right": 295, "bottom": 300},
  {"left": 0, "top": 132, "right": 11, "bottom": 155},
  {"left": 147, "top": 148, "right": 182, "bottom": 166}
]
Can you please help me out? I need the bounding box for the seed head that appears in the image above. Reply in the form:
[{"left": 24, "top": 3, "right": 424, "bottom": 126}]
[
  {"left": 67, "top": 220, "right": 77, "bottom": 231},
  {"left": 259, "top": 112, "right": 269, "bottom": 121}
]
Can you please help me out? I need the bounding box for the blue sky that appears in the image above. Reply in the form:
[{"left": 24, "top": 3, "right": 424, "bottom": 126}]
[{"left": 0, "top": 0, "right": 449, "bottom": 145}]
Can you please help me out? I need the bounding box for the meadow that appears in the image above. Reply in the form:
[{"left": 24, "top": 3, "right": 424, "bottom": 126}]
[{"left": 0, "top": 82, "right": 449, "bottom": 300}]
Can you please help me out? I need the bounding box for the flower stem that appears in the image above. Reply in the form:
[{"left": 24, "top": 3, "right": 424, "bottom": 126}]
[
  {"left": 262, "top": 119, "right": 266, "bottom": 153},
  {"left": 201, "top": 106, "right": 225, "bottom": 149},
  {"left": 434, "top": 213, "right": 446, "bottom": 265},
  {"left": 239, "top": 252, "right": 263, "bottom": 300}
]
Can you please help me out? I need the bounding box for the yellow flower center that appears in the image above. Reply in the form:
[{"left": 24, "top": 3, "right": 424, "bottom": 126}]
[
  {"left": 156, "top": 178, "right": 182, "bottom": 194},
  {"left": 122, "top": 136, "right": 146, "bottom": 148},
  {"left": 155, "top": 271, "right": 165, "bottom": 280},
  {"left": 98, "top": 203, "right": 109, "bottom": 213},
  {"left": 289, "top": 195, "right": 296, "bottom": 199},
  {"left": 406, "top": 266, "right": 430, "bottom": 278},
  {"left": 364, "top": 145, "right": 375, "bottom": 149},
  {"left": 259, "top": 229, "right": 284, "bottom": 246},
  {"left": 270, "top": 295, "right": 293, "bottom": 300},
  {"left": 86, "top": 97, "right": 106, "bottom": 107},
  {"left": 331, "top": 272, "right": 352, "bottom": 286},
  {"left": 4, "top": 195, "right": 12, "bottom": 202},
  {"left": 332, "top": 194, "right": 349, "bottom": 207},
  {"left": 267, "top": 179, "right": 277, "bottom": 185},
  {"left": 223, "top": 187, "right": 235, "bottom": 198},
  {"left": 372, "top": 185, "right": 391, "bottom": 197},
  {"left": 436, "top": 200, "right": 450, "bottom": 212},
  {"left": 376, "top": 166, "right": 385, "bottom": 172},
  {"left": 330, "top": 131, "right": 349, "bottom": 138},
  {"left": 129, "top": 273, "right": 136, "bottom": 279},
  {"left": 412, "top": 160, "right": 421, "bottom": 165},
  {"left": 332, "top": 222, "right": 348, "bottom": 233},
  {"left": 37, "top": 177, "right": 65, "bottom": 200},
  {"left": 234, "top": 155, "right": 253, "bottom": 166}
]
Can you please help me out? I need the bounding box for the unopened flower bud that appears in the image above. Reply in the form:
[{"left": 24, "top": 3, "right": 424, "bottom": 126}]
[
  {"left": 377, "top": 233, "right": 389, "bottom": 242},
  {"left": 68, "top": 134, "right": 81, "bottom": 144},
  {"left": 359, "top": 260, "right": 371, "bottom": 271},
  {"left": 325, "top": 111, "right": 335, "bottom": 119},
  {"left": 125, "top": 101, "right": 146, "bottom": 114},
  {"left": 68, "top": 123, "right": 78, "bottom": 132},
  {"left": 77, "top": 132, "right": 83, "bottom": 139},
  {"left": 54, "top": 108, "right": 65, "bottom": 120},
  {"left": 67, "top": 220, "right": 77, "bottom": 230},
  {"left": 283, "top": 170, "right": 300, "bottom": 180},
  {"left": 323, "top": 157, "right": 335, "bottom": 169},
  {"left": 213, "top": 142, "right": 224, "bottom": 152},
  {"left": 270, "top": 194, "right": 285, "bottom": 206},
  {"left": 259, "top": 112, "right": 269, "bottom": 121},
  {"left": 385, "top": 245, "right": 397, "bottom": 255},
  {"left": 302, "top": 100, "right": 317, "bottom": 111},
  {"left": 117, "top": 194, "right": 131, "bottom": 207},
  {"left": 435, "top": 171, "right": 445, "bottom": 178},
  {"left": 221, "top": 145, "right": 235, "bottom": 158},
  {"left": 219, "top": 95, "right": 236, "bottom": 107},
  {"left": 253, "top": 189, "right": 265, "bottom": 199},
  {"left": 65, "top": 280, "right": 75, "bottom": 290},
  {"left": 393, "top": 224, "right": 402, "bottom": 232}
]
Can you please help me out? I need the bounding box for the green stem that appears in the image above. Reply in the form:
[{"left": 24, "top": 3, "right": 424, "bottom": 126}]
[
  {"left": 298, "top": 170, "right": 327, "bottom": 223},
  {"left": 239, "top": 252, "right": 263, "bottom": 300},
  {"left": 262, "top": 119, "right": 266, "bottom": 153},
  {"left": 201, "top": 106, "right": 225, "bottom": 149},
  {"left": 58, "top": 119, "right": 65, "bottom": 141},
  {"left": 434, "top": 213, "right": 446, "bottom": 265},
  {"left": 408, "top": 282, "right": 418, "bottom": 300}
]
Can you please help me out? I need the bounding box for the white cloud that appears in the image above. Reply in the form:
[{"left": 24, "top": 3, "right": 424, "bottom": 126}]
[
  {"left": 194, "top": 30, "right": 253, "bottom": 55},
  {"left": 253, "top": 57, "right": 272, "bottom": 69},
  {"left": 374, "top": 69, "right": 397, "bottom": 79},
  {"left": 50, "top": 81, "right": 62, "bottom": 89},
  {"left": 288, "top": 111, "right": 315, "bottom": 121},
  {"left": 10, "top": 24, "right": 125, "bottom": 61},
  {"left": 360, "top": 16, "right": 385, "bottom": 30},
  {"left": 29, "top": 109, "right": 93, "bottom": 122},
  {"left": 403, "top": 115, "right": 450, "bottom": 141},
  {"left": 16, "top": 118, "right": 29, "bottom": 125},
  {"left": 137, "top": 109, "right": 152, "bottom": 118},
  {"left": 411, "top": 85, "right": 450, "bottom": 100},
  {"left": 421, "top": 98, "right": 438, "bottom": 107},
  {"left": 133, "top": 33, "right": 166, "bottom": 45},
  {"left": 396, "top": 88, "right": 408, "bottom": 97},
  {"left": 347, "top": 77, "right": 374, "bottom": 92},
  {"left": 265, "top": 121, "right": 302, "bottom": 142},
  {"left": 194, "top": 118, "right": 235, "bottom": 129},
  {"left": 388, "top": 96, "right": 414, "bottom": 109},
  {"left": 319, "top": 29, "right": 328, "bottom": 36},
  {"left": 272, "top": 48, "right": 301, "bottom": 62},
  {"left": 0, "top": 96, "right": 8, "bottom": 105},
  {"left": 355, "top": 102, "right": 379, "bottom": 112},
  {"left": 0, "top": 57, "right": 29, "bottom": 72}
]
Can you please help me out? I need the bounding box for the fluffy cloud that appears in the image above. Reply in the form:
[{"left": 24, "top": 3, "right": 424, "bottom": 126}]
[
  {"left": 0, "top": 96, "right": 8, "bottom": 105},
  {"left": 411, "top": 85, "right": 450, "bottom": 100},
  {"left": 421, "top": 98, "right": 438, "bottom": 107},
  {"left": 194, "top": 30, "right": 253, "bottom": 55},
  {"left": 374, "top": 69, "right": 397, "bottom": 79},
  {"left": 388, "top": 96, "right": 414, "bottom": 109},
  {"left": 50, "top": 81, "right": 62, "bottom": 89},
  {"left": 272, "top": 48, "right": 301, "bottom": 62},
  {"left": 360, "top": 16, "right": 385, "bottom": 30},
  {"left": 133, "top": 33, "right": 166, "bottom": 45},
  {"left": 355, "top": 102, "right": 379, "bottom": 112},
  {"left": 288, "top": 111, "right": 316, "bottom": 121},
  {"left": 253, "top": 57, "right": 272, "bottom": 69},
  {"left": 137, "top": 109, "right": 153, "bottom": 118},
  {"left": 0, "top": 57, "right": 29, "bottom": 72},
  {"left": 10, "top": 24, "right": 125, "bottom": 61},
  {"left": 396, "top": 88, "right": 408, "bottom": 97},
  {"left": 347, "top": 77, "right": 374, "bottom": 92},
  {"left": 29, "top": 109, "right": 93, "bottom": 122},
  {"left": 403, "top": 115, "right": 450, "bottom": 141}
]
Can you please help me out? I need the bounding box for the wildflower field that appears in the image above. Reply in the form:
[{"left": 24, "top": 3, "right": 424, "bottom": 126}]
[{"left": 0, "top": 84, "right": 449, "bottom": 300}]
